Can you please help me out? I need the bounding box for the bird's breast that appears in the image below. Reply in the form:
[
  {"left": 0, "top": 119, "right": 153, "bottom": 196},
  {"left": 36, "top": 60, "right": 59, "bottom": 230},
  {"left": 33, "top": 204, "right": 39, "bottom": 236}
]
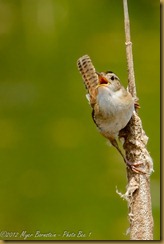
[{"left": 93, "top": 86, "right": 134, "bottom": 137}]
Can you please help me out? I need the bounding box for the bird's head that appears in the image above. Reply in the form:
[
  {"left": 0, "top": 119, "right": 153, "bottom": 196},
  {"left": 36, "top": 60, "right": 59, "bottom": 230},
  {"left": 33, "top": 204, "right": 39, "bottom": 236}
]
[{"left": 96, "top": 71, "right": 121, "bottom": 92}]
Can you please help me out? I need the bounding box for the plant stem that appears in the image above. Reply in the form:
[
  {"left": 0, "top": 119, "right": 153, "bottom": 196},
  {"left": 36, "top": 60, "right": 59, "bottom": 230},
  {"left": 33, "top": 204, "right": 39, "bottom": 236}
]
[{"left": 121, "top": 0, "right": 154, "bottom": 240}]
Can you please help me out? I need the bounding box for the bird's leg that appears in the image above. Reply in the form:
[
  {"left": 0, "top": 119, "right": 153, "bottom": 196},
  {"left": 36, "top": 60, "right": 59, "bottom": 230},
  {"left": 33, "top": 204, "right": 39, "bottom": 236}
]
[
  {"left": 134, "top": 97, "right": 140, "bottom": 111},
  {"left": 110, "top": 139, "right": 146, "bottom": 174},
  {"left": 110, "top": 139, "right": 127, "bottom": 163}
]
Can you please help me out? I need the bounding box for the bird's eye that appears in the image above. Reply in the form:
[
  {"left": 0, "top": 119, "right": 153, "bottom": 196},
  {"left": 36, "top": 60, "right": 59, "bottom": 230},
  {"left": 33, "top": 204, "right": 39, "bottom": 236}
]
[{"left": 111, "top": 76, "right": 115, "bottom": 81}]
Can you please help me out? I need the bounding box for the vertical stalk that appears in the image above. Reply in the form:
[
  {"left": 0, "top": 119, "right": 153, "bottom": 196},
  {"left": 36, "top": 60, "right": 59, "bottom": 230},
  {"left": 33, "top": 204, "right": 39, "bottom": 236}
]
[{"left": 121, "top": 0, "right": 154, "bottom": 240}]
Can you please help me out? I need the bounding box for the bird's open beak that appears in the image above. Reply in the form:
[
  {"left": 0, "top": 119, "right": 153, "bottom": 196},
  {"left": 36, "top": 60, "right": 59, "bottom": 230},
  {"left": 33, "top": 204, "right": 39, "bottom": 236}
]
[{"left": 96, "top": 72, "right": 109, "bottom": 85}]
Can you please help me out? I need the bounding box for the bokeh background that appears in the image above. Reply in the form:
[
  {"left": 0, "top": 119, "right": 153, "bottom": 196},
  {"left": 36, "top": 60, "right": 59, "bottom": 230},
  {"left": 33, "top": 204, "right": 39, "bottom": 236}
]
[{"left": 0, "top": 0, "right": 160, "bottom": 240}]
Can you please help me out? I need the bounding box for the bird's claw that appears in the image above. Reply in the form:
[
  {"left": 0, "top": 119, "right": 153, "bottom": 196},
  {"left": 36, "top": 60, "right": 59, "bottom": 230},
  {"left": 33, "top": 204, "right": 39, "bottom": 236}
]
[{"left": 126, "top": 160, "right": 147, "bottom": 174}]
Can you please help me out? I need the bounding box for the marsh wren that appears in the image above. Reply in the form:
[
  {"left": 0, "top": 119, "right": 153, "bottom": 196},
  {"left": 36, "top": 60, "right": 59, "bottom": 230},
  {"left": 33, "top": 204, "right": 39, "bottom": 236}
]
[{"left": 77, "top": 54, "right": 142, "bottom": 172}]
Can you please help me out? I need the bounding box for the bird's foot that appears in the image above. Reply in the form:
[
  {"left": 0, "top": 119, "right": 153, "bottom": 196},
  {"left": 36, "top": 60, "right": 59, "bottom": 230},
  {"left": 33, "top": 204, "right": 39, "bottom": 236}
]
[{"left": 125, "top": 160, "right": 146, "bottom": 174}]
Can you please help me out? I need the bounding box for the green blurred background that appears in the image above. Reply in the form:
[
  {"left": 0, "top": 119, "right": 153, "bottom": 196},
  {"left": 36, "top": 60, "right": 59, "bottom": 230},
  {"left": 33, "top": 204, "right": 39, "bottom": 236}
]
[{"left": 0, "top": 0, "right": 160, "bottom": 240}]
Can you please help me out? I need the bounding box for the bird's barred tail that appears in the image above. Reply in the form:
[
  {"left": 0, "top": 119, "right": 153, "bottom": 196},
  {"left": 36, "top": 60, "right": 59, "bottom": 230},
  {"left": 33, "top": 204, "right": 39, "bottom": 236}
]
[{"left": 77, "top": 55, "right": 98, "bottom": 92}]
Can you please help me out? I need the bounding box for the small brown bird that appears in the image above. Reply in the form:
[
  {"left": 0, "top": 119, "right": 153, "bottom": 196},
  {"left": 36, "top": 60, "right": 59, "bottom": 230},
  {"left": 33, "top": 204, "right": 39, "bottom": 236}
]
[{"left": 77, "top": 55, "right": 141, "bottom": 172}]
